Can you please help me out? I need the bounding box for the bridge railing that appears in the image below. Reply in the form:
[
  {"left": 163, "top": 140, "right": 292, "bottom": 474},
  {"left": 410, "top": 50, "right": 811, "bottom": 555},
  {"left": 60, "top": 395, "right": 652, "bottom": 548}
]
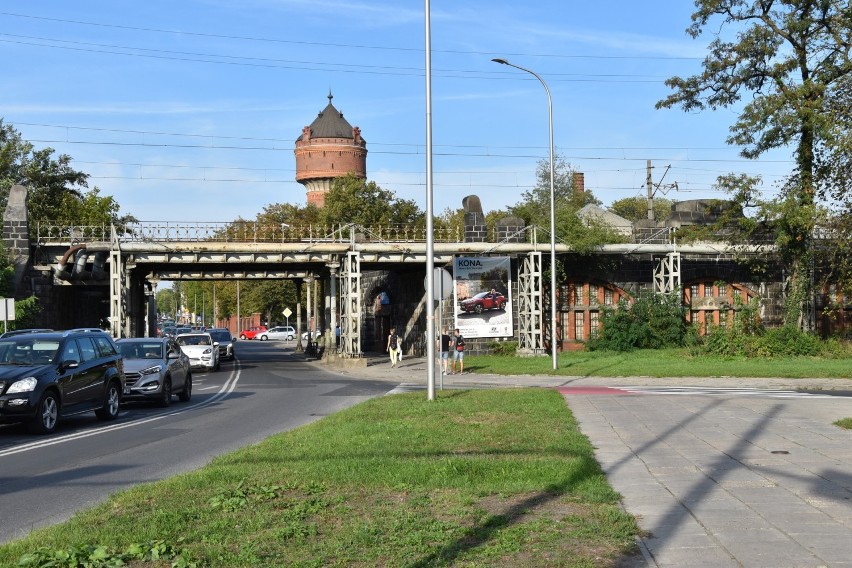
[{"left": 33, "top": 221, "right": 478, "bottom": 244}]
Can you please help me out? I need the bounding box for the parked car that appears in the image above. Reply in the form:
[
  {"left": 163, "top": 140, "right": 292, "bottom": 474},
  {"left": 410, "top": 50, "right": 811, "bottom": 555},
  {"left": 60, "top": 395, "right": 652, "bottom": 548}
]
[
  {"left": 301, "top": 330, "right": 323, "bottom": 342},
  {"left": 175, "top": 332, "right": 220, "bottom": 372},
  {"left": 206, "top": 328, "right": 235, "bottom": 360},
  {"left": 459, "top": 290, "right": 507, "bottom": 313},
  {"left": 0, "top": 329, "right": 125, "bottom": 434},
  {"left": 239, "top": 325, "right": 267, "bottom": 340},
  {"left": 0, "top": 328, "right": 53, "bottom": 339},
  {"left": 257, "top": 326, "right": 296, "bottom": 341},
  {"left": 116, "top": 337, "right": 191, "bottom": 407}
]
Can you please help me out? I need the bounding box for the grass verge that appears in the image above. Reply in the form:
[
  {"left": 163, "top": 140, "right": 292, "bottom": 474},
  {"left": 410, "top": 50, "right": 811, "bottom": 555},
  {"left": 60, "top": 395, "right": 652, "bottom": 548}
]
[
  {"left": 466, "top": 348, "right": 852, "bottom": 378},
  {"left": 0, "top": 389, "right": 640, "bottom": 567}
]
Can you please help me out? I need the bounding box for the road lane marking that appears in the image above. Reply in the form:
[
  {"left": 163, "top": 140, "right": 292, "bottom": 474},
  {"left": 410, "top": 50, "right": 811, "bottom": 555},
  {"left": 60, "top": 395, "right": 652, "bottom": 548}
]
[{"left": 0, "top": 361, "right": 243, "bottom": 458}]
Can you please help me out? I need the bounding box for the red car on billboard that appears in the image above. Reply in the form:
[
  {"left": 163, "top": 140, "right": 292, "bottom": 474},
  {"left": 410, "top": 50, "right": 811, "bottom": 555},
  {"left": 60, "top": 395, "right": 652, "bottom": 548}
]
[{"left": 460, "top": 290, "right": 506, "bottom": 313}]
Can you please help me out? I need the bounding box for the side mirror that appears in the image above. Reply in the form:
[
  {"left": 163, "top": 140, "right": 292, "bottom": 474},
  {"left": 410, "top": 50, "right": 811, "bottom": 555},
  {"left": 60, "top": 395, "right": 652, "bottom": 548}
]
[
  {"left": 60, "top": 359, "right": 80, "bottom": 371},
  {"left": 167, "top": 351, "right": 180, "bottom": 360}
]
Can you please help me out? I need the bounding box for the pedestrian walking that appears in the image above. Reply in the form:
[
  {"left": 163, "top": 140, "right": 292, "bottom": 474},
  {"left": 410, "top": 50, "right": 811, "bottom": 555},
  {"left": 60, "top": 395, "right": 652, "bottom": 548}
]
[
  {"left": 450, "top": 328, "right": 465, "bottom": 374},
  {"left": 387, "top": 327, "right": 401, "bottom": 367},
  {"left": 436, "top": 327, "right": 451, "bottom": 374}
]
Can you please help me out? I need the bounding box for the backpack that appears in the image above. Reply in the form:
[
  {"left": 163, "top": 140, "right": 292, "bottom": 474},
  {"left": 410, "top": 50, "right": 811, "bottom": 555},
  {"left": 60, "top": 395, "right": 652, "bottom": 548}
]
[
  {"left": 389, "top": 334, "right": 398, "bottom": 349},
  {"left": 455, "top": 336, "right": 465, "bottom": 351}
]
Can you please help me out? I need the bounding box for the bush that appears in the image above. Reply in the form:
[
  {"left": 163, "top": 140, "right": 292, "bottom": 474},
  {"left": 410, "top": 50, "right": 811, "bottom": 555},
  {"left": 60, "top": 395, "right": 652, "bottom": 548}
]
[
  {"left": 705, "top": 324, "right": 825, "bottom": 357},
  {"left": 588, "top": 290, "right": 688, "bottom": 352},
  {"left": 489, "top": 340, "right": 518, "bottom": 355}
]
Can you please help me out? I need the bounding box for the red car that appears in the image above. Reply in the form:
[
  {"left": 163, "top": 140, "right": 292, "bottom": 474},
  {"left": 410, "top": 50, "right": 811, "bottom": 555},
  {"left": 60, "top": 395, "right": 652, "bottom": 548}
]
[
  {"left": 460, "top": 291, "right": 506, "bottom": 313},
  {"left": 239, "top": 325, "right": 267, "bottom": 340}
]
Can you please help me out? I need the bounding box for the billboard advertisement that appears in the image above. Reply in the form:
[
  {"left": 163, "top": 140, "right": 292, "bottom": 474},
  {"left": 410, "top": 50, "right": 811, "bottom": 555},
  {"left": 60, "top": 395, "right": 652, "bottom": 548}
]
[{"left": 453, "top": 256, "right": 512, "bottom": 338}]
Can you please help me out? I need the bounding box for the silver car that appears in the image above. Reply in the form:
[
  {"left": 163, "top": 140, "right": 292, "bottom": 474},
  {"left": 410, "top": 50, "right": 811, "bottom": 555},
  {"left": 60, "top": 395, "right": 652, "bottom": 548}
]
[
  {"left": 206, "top": 328, "right": 235, "bottom": 360},
  {"left": 257, "top": 326, "right": 296, "bottom": 341},
  {"left": 117, "top": 337, "right": 191, "bottom": 407}
]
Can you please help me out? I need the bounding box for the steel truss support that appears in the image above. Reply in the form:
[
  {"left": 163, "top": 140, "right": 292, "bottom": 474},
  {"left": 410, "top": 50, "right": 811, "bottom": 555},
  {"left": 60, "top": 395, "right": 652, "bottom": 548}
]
[
  {"left": 342, "top": 251, "right": 362, "bottom": 356},
  {"left": 654, "top": 251, "right": 681, "bottom": 294},
  {"left": 518, "top": 251, "right": 545, "bottom": 353},
  {"left": 109, "top": 228, "right": 125, "bottom": 338}
]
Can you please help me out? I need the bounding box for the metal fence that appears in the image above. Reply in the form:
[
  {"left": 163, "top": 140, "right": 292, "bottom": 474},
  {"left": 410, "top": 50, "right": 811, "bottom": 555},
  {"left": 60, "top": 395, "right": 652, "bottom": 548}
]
[{"left": 33, "top": 221, "right": 477, "bottom": 244}]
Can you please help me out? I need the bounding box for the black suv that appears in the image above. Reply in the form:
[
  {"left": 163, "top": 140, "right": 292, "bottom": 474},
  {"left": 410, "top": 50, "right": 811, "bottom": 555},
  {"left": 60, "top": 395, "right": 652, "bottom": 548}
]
[{"left": 0, "top": 329, "right": 125, "bottom": 434}]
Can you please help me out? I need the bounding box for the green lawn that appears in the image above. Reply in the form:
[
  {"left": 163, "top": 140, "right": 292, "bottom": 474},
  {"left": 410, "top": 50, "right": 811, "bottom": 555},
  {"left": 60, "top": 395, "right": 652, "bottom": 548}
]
[
  {"left": 0, "top": 389, "right": 640, "bottom": 567},
  {"left": 465, "top": 347, "right": 852, "bottom": 379}
]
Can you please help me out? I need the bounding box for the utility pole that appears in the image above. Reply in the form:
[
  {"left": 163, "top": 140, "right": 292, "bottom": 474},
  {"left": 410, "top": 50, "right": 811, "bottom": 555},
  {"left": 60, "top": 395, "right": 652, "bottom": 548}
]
[
  {"left": 646, "top": 161, "right": 677, "bottom": 221},
  {"left": 647, "top": 160, "right": 655, "bottom": 221}
]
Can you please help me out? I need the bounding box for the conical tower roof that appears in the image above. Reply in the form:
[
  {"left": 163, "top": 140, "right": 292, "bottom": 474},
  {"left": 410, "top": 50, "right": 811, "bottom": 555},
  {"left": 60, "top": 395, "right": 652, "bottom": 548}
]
[{"left": 297, "top": 92, "right": 358, "bottom": 140}]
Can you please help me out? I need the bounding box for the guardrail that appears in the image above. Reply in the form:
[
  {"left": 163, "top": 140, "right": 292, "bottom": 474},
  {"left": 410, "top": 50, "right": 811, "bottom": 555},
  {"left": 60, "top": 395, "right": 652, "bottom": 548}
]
[{"left": 33, "top": 221, "right": 474, "bottom": 244}]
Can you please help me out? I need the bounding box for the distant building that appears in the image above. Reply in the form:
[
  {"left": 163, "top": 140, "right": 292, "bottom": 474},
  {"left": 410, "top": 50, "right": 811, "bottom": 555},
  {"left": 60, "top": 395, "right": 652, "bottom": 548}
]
[{"left": 294, "top": 92, "right": 367, "bottom": 207}]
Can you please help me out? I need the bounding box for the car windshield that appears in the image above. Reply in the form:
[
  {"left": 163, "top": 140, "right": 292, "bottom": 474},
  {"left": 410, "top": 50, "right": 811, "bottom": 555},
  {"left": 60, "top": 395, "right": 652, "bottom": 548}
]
[
  {"left": 118, "top": 342, "right": 163, "bottom": 359},
  {"left": 0, "top": 338, "right": 59, "bottom": 365},
  {"left": 208, "top": 330, "right": 230, "bottom": 342},
  {"left": 177, "top": 335, "right": 211, "bottom": 346}
]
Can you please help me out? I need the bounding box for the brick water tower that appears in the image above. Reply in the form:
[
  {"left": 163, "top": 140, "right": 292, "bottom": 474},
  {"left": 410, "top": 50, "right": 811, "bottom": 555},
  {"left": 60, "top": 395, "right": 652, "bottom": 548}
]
[{"left": 294, "top": 92, "right": 367, "bottom": 207}]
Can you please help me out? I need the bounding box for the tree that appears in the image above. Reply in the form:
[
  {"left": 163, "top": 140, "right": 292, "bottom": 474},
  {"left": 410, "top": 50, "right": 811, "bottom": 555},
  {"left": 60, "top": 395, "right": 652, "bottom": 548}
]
[
  {"left": 319, "top": 173, "right": 424, "bottom": 228},
  {"left": 1, "top": 119, "right": 135, "bottom": 226},
  {"left": 509, "top": 154, "right": 622, "bottom": 253},
  {"left": 609, "top": 196, "right": 673, "bottom": 222},
  {"left": 656, "top": 1, "right": 852, "bottom": 328}
]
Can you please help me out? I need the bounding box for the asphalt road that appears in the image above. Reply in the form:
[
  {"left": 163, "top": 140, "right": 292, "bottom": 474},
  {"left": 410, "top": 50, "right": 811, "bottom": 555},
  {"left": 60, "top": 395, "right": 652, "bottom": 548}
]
[{"left": 0, "top": 340, "right": 392, "bottom": 544}]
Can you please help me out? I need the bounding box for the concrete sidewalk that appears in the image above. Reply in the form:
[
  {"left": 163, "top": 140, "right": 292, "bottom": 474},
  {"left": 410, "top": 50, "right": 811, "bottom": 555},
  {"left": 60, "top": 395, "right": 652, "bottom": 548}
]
[{"left": 323, "top": 354, "right": 852, "bottom": 567}]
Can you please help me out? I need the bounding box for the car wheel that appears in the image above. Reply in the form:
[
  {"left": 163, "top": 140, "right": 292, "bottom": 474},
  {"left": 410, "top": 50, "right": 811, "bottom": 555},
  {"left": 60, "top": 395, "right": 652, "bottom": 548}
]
[
  {"left": 239, "top": 334, "right": 247, "bottom": 340},
  {"left": 159, "top": 377, "right": 172, "bottom": 407},
  {"left": 288, "top": 334, "right": 293, "bottom": 340},
  {"left": 28, "top": 390, "right": 59, "bottom": 434},
  {"left": 95, "top": 381, "right": 121, "bottom": 421},
  {"left": 474, "top": 303, "right": 484, "bottom": 314},
  {"left": 498, "top": 301, "right": 506, "bottom": 310},
  {"left": 260, "top": 335, "right": 268, "bottom": 341},
  {"left": 178, "top": 373, "right": 192, "bottom": 402}
]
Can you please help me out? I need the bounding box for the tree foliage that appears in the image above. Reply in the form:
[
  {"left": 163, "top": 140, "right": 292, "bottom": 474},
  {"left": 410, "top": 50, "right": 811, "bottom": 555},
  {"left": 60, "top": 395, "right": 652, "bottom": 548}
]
[
  {"left": 509, "top": 154, "right": 624, "bottom": 253},
  {"left": 656, "top": 1, "right": 852, "bottom": 327},
  {"left": 0, "top": 119, "right": 135, "bottom": 226},
  {"left": 608, "top": 196, "right": 673, "bottom": 222},
  {"left": 320, "top": 173, "right": 424, "bottom": 227}
]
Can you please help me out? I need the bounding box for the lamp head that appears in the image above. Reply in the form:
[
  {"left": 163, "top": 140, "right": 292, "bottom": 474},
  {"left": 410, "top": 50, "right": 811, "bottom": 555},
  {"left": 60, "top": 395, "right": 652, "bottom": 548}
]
[{"left": 491, "top": 58, "right": 509, "bottom": 65}]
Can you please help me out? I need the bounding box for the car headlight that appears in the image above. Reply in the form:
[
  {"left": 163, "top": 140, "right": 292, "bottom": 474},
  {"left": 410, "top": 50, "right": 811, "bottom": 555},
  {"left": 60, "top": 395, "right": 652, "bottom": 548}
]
[
  {"left": 140, "top": 365, "right": 162, "bottom": 375},
  {"left": 202, "top": 348, "right": 212, "bottom": 354},
  {"left": 7, "top": 376, "right": 38, "bottom": 394}
]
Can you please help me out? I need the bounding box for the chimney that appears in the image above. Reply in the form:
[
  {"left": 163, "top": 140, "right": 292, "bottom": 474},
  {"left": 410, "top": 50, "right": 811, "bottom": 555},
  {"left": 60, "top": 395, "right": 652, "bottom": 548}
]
[{"left": 573, "top": 172, "right": 585, "bottom": 194}]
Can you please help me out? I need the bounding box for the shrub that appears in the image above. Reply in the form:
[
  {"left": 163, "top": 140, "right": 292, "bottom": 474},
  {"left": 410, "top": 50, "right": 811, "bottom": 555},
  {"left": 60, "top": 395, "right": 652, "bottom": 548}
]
[
  {"left": 489, "top": 340, "right": 518, "bottom": 355},
  {"left": 588, "top": 290, "right": 688, "bottom": 352}
]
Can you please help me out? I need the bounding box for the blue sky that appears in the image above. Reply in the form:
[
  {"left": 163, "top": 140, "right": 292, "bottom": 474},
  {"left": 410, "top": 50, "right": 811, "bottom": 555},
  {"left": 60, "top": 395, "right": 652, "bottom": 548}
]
[{"left": 1, "top": 1, "right": 795, "bottom": 222}]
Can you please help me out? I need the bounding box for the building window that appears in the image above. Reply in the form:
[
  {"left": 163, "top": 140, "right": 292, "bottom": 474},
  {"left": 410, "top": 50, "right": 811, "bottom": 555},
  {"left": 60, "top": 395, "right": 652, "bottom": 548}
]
[
  {"left": 704, "top": 284, "right": 714, "bottom": 297},
  {"left": 589, "top": 284, "right": 599, "bottom": 305},
  {"left": 604, "top": 288, "right": 614, "bottom": 305},
  {"left": 574, "top": 312, "right": 585, "bottom": 341},
  {"left": 590, "top": 311, "right": 600, "bottom": 338}
]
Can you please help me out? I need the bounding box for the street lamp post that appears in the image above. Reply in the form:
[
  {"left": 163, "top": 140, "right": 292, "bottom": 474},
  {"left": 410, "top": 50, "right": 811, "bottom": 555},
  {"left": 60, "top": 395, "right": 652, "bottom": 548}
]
[{"left": 491, "top": 58, "right": 558, "bottom": 370}]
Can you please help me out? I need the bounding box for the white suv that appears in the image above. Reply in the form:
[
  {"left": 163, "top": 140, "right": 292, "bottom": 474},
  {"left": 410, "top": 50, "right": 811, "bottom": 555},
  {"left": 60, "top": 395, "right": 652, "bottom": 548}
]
[{"left": 257, "top": 326, "right": 296, "bottom": 341}]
